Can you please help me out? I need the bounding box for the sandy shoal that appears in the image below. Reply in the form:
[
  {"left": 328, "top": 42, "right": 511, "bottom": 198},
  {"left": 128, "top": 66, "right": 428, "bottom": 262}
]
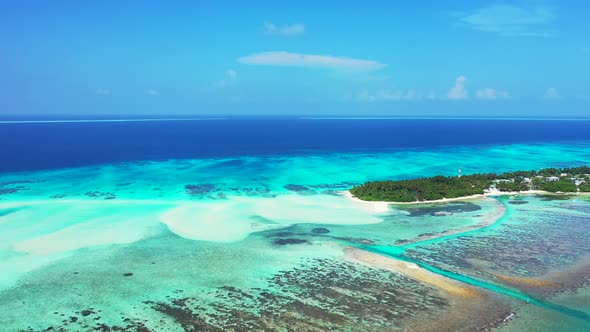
[{"left": 344, "top": 247, "right": 480, "bottom": 299}]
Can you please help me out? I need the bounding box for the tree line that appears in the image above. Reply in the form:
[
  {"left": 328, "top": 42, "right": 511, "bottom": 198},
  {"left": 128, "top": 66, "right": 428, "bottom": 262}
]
[{"left": 350, "top": 166, "right": 590, "bottom": 202}]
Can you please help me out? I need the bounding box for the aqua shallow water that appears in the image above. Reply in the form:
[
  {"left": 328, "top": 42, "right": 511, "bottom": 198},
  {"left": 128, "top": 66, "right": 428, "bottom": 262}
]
[
  {"left": 367, "top": 196, "right": 590, "bottom": 322},
  {"left": 1, "top": 140, "right": 590, "bottom": 331},
  {"left": 375, "top": 194, "right": 590, "bottom": 330}
]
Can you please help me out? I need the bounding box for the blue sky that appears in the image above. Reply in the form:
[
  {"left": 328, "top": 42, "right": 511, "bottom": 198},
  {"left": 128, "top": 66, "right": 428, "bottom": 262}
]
[{"left": 1, "top": 0, "right": 589, "bottom": 116}]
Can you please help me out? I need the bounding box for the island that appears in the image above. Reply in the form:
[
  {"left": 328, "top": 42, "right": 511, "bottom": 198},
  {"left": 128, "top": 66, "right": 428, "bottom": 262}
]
[{"left": 350, "top": 166, "right": 590, "bottom": 203}]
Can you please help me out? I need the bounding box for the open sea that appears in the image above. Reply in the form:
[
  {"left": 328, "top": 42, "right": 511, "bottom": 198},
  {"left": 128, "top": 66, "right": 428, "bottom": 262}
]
[
  {"left": 1, "top": 117, "right": 589, "bottom": 331},
  {"left": 2, "top": 116, "right": 590, "bottom": 172}
]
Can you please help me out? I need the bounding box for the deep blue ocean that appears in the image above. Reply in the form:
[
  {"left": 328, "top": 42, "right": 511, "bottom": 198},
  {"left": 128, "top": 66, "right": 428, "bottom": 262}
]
[{"left": 2, "top": 116, "right": 590, "bottom": 172}]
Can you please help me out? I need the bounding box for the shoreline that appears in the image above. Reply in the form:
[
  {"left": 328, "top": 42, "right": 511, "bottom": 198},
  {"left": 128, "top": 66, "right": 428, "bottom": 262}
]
[{"left": 343, "top": 189, "right": 588, "bottom": 205}]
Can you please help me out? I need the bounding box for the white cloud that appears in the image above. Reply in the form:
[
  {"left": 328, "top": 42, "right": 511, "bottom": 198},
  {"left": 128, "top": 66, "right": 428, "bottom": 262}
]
[
  {"left": 95, "top": 88, "right": 110, "bottom": 95},
  {"left": 214, "top": 69, "right": 238, "bottom": 88},
  {"left": 544, "top": 87, "right": 560, "bottom": 99},
  {"left": 455, "top": 5, "right": 555, "bottom": 37},
  {"left": 147, "top": 89, "right": 160, "bottom": 96},
  {"left": 263, "top": 22, "right": 305, "bottom": 36},
  {"left": 476, "top": 88, "right": 510, "bottom": 100},
  {"left": 447, "top": 76, "right": 468, "bottom": 100},
  {"left": 238, "top": 51, "right": 385, "bottom": 71}
]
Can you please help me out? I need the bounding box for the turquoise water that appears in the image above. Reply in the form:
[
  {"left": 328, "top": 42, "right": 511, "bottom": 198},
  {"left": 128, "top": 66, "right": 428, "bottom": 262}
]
[
  {"left": 1, "top": 142, "right": 590, "bottom": 331},
  {"left": 367, "top": 196, "right": 590, "bottom": 322},
  {"left": 375, "top": 194, "right": 590, "bottom": 330}
]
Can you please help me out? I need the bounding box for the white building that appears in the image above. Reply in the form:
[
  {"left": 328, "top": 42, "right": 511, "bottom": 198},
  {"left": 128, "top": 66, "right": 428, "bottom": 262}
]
[{"left": 546, "top": 176, "right": 560, "bottom": 182}]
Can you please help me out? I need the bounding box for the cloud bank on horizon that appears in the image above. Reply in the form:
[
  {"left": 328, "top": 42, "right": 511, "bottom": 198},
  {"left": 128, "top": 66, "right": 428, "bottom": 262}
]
[
  {"left": 0, "top": 1, "right": 588, "bottom": 116},
  {"left": 238, "top": 51, "right": 385, "bottom": 71}
]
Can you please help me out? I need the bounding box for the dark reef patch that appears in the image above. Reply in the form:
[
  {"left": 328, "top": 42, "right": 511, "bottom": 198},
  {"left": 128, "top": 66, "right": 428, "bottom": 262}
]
[
  {"left": 311, "top": 227, "right": 330, "bottom": 234},
  {"left": 0, "top": 179, "right": 37, "bottom": 186},
  {"left": 284, "top": 184, "right": 311, "bottom": 192},
  {"left": 273, "top": 238, "right": 309, "bottom": 245},
  {"left": 308, "top": 182, "right": 357, "bottom": 189},
  {"left": 185, "top": 184, "right": 216, "bottom": 196},
  {"left": 267, "top": 231, "right": 296, "bottom": 237},
  {"left": 399, "top": 202, "right": 482, "bottom": 217},
  {"left": 213, "top": 192, "right": 227, "bottom": 200},
  {"left": 81, "top": 309, "right": 95, "bottom": 317},
  {"left": 85, "top": 191, "right": 116, "bottom": 199},
  {"left": 0, "top": 186, "right": 28, "bottom": 195},
  {"left": 508, "top": 200, "right": 529, "bottom": 205}
]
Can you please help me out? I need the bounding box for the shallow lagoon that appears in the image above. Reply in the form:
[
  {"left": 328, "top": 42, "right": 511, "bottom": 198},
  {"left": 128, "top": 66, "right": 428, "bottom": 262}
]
[{"left": 1, "top": 142, "right": 590, "bottom": 331}]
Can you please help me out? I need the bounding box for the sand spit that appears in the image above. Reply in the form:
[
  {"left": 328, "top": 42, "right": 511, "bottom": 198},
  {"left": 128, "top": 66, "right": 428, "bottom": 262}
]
[
  {"left": 542, "top": 254, "right": 590, "bottom": 294},
  {"left": 344, "top": 247, "right": 480, "bottom": 298},
  {"left": 490, "top": 273, "right": 560, "bottom": 288},
  {"left": 484, "top": 255, "right": 590, "bottom": 298},
  {"left": 339, "top": 191, "right": 391, "bottom": 212},
  {"left": 344, "top": 247, "right": 516, "bottom": 332},
  {"left": 397, "top": 197, "right": 507, "bottom": 246}
]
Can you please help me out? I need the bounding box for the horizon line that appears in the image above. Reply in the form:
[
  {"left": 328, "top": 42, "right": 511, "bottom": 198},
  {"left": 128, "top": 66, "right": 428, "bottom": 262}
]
[{"left": 2, "top": 115, "right": 590, "bottom": 123}]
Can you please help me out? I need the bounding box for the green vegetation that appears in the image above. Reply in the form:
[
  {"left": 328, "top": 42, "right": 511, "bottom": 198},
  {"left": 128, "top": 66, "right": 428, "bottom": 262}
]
[
  {"left": 540, "top": 179, "right": 577, "bottom": 193},
  {"left": 350, "top": 166, "right": 590, "bottom": 202},
  {"left": 578, "top": 182, "right": 590, "bottom": 192}
]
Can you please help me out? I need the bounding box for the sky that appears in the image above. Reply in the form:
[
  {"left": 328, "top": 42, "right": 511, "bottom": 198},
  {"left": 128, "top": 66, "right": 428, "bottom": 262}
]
[{"left": 1, "top": 0, "right": 589, "bottom": 117}]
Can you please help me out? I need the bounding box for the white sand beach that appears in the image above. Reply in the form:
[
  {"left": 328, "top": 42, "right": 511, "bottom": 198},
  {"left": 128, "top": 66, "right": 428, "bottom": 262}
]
[{"left": 343, "top": 189, "right": 583, "bottom": 205}]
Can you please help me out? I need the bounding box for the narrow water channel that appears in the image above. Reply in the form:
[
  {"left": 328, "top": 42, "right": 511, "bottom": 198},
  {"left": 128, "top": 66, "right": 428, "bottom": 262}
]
[{"left": 362, "top": 197, "right": 590, "bottom": 322}]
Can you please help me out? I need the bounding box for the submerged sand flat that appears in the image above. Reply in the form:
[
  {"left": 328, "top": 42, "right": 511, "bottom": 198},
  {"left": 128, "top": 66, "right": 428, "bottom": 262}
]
[
  {"left": 0, "top": 193, "right": 388, "bottom": 291},
  {"left": 160, "top": 193, "right": 388, "bottom": 242}
]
